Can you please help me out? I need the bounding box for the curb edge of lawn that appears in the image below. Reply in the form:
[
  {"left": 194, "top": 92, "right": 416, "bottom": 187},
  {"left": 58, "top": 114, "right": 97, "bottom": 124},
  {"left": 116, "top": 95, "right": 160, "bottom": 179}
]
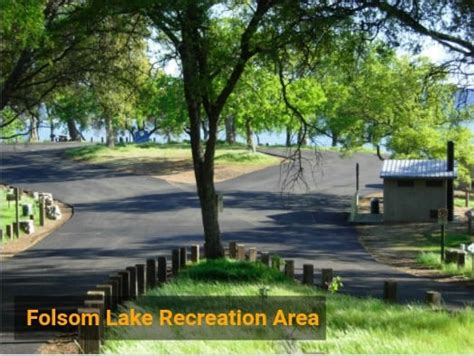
[{"left": 0, "top": 199, "right": 74, "bottom": 260}]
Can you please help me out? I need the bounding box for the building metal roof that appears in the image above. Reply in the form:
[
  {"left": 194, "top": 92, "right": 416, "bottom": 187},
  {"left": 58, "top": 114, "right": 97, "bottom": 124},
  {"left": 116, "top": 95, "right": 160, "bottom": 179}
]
[{"left": 380, "top": 159, "right": 458, "bottom": 179}]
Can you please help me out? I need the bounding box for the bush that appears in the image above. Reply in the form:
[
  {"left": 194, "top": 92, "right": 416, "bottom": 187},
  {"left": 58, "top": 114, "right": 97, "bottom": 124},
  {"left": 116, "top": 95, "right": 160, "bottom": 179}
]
[
  {"left": 177, "top": 259, "right": 291, "bottom": 283},
  {"left": 416, "top": 252, "right": 441, "bottom": 268},
  {"left": 416, "top": 251, "right": 473, "bottom": 279}
]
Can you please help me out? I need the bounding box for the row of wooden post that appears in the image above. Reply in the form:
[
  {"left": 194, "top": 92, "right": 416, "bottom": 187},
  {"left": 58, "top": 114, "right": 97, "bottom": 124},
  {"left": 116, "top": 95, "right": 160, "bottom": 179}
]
[
  {"left": 78, "top": 244, "right": 201, "bottom": 353},
  {"left": 77, "top": 241, "right": 445, "bottom": 353},
  {"left": 229, "top": 243, "right": 445, "bottom": 306},
  {"left": 444, "top": 249, "right": 467, "bottom": 267},
  {"left": 382, "top": 281, "right": 443, "bottom": 307}
]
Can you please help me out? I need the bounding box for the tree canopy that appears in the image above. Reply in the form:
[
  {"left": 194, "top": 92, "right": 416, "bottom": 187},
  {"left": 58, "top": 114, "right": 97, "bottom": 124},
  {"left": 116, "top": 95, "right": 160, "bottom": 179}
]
[{"left": 1, "top": 0, "right": 472, "bottom": 257}]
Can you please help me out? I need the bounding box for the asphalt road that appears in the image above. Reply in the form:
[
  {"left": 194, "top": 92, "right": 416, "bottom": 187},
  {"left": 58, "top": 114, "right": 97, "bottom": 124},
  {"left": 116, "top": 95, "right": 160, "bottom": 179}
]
[{"left": 1, "top": 143, "right": 473, "bottom": 353}]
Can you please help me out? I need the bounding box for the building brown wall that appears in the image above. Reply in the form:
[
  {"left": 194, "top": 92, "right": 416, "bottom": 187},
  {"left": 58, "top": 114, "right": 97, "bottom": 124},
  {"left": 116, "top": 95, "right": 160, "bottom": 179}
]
[{"left": 383, "top": 179, "right": 447, "bottom": 222}]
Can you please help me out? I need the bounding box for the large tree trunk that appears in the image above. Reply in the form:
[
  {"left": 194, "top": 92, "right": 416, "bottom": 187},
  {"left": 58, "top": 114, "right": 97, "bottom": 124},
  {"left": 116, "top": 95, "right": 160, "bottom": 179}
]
[
  {"left": 66, "top": 118, "right": 81, "bottom": 141},
  {"left": 105, "top": 116, "right": 115, "bottom": 148},
  {"left": 189, "top": 106, "right": 224, "bottom": 259},
  {"left": 331, "top": 133, "right": 338, "bottom": 147},
  {"left": 175, "top": 0, "right": 269, "bottom": 258},
  {"left": 225, "top": 115, "right": 236, "bottom": 144},
  {"left": 286, "top": 126, "right": 292, "bottom": 147},
  {"left": 245, "top": 117, "right": 255, "bottom": 152},
  {"left": 180, "top": 24, "right": 224, "bottom": 259},
  {"left": 196, "top": 160, "right": 223, "bottom": 259}
]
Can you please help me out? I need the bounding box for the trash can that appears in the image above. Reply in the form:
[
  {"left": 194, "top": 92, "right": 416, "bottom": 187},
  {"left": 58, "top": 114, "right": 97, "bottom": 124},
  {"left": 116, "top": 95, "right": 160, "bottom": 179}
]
[
  {"left": 370, "top": 198, "right": 380, "bottom": 214},
  {"left": 22, "top": 204, "right": 33, "bottom": 217}
]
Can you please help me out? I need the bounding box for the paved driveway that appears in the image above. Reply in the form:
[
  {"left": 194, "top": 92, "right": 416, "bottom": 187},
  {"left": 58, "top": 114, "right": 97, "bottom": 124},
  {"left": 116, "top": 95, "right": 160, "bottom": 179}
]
[{"left": 1, "top": 144, "right": 472, "bottom": 353}]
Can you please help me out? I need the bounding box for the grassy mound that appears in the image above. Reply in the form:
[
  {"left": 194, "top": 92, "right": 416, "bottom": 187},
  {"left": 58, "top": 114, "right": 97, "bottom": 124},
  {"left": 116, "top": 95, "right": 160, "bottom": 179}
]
[
  {"left": 102, "top": 259, "right": 474, "bottom": 354},
  {"left": 215, "top": 151, "right": 278, "bottom": 165},
  {"left": 178, "top": 259, "right": 290, "bottom": 283},
  {"left": 65, "top": 144, "right": 279, "bottom": 166}
]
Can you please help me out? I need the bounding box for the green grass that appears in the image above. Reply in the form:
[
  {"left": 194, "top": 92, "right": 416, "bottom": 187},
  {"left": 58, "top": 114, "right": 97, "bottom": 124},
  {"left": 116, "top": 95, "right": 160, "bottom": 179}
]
[
  {"left": 0, "top": 187, "right": 38, "bottom": 241},
  {"left": 420, "top": 232, "right": 472, "bottom": 252},
  {"left": 64, "top": 143, "right": 191, "bottom": 161},
  {"left": 65, "top": 143, "right": 279, "bottom": 166},
  {"left": 102, "top": 259, "right": 474, "bottom": 354},
  {"left": 455, "top": 197, "right": 474, "bottom": 208},
  {"left": 416, "top": 252, "right": 474, "bottom": 279},
  {"left": 414, "top": 231, "right": 473, "bottom": 280},
  {"left": 214, "top": 151, "right": 278, "bottom": 165}
]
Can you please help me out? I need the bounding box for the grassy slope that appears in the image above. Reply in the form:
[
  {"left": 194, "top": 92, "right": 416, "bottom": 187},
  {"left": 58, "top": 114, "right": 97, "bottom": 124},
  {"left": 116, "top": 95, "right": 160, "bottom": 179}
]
[
  {"left": 65, "top": 143, "right": 280, "bottom": 166},
  {"left": 415, "top": 231, "right": 473, "bottom": 279},
  {"left": 0, "top": 188, "right": 38, "bottom": 241},
  {"left": 102, "top": 260, "right": 474, "bottom": 354}
]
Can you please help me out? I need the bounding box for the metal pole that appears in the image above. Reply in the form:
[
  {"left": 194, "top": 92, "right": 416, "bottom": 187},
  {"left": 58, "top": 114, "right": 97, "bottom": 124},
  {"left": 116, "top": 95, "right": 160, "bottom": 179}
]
[
  {"left": 15, "top": 187, "right": 20, "bottom": 238},
  {"left": 440, "top": 224, "right": 445, "bottom": 262},
  {"left": 356, "top": 163, "right": 359, "bottom": 192}
]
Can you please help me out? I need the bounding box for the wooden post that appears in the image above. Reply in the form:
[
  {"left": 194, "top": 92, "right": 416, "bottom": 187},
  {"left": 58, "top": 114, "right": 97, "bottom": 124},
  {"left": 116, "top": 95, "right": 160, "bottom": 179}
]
[
  {"left": 303, "top": 264, "right": 314, "bottom": 285},
  {"left": 146, "top": 259, "right": 157, "bottom": 289},
  {"left": 84, "top": 299, "right": 104, "bottom": 341},
  {"left": 136, "top": 264, "right": 146, "bottom": 295},
  {"left": 321, "top": 268, "right": 333, "bottom": 290},
  {"left": 261, "top": 252, "right": 271, "bottom": 267},
  {"left": 466, "top": 190, "right": 470, "bottom": 208},
  {"left": 248, "top": 248, "right": 257, "bottom": 262},
  {"left": 271, "top": 256, "right": 281, "bottom": 270},
  {"left": 78, "top": 307, "right": 100, "bottom": 354},
  {"left": 86, "top": 291, "right": 105, "bottom": 309},
  {"left": 6, "top": 224, "right": 12, "bottom": 239},
  {"left": 14, "top": 187, "right": 20, "bottom": 238},
  {"left": 457, "top": 251, "right": 466, "bottom": 268},
  {"left": 236, "top": 244, "right": 245, "bottom": 260},
  {"left": 425, "top": 291, "right": 442, "bottom": 307},
  {"left": 191, "top": 245, "right": 200, "bottom": 263},
  {"left": 95, "top": 284, "right": 113, "bottom": 311},
  {"left": 12, "top": 222, "right": 18, "bottom": 238},
  {"left": 109, "top": 275, "right": 122, "bottom": 304},
  {"left": 445, "top": 250, "right": 458, "bottom": 264},
  {"left": 468, "top": 212, "right": 473, "bottom": 235},
  {"left": 158, "top": 256, "right": 168, "bottom": 283},
  {"left": 106, "top": 279, "right": 119, "bottom": 311},
  {"left": 39, "top": 201, "right": 45, "bottom": 226},
  {"left": 172, "top": 249, "right": 180, "bottom": 275},
  {"left": 284, "top": 260, "right": 295, "bottom": 278},
  {"left": 383, "top": 280, "right": 397, "bottom": 303},
  {"left": 229, "top": 242, "right": 237, "bottom": 258},
  {"left": 125, "top": 266, "right": 138, "bottom": 299},
  {"left": 179, "top": 247, "right": 187, "bottom": 268},
  {"left": 118, "top": 270, "right": 130, "bottom": 301}
]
